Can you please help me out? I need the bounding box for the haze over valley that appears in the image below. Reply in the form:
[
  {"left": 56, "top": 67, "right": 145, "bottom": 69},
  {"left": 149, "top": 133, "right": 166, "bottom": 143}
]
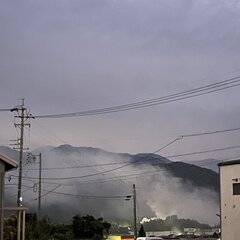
[{"left": 2, "top": 145, "right": 219, "bottom": 225}]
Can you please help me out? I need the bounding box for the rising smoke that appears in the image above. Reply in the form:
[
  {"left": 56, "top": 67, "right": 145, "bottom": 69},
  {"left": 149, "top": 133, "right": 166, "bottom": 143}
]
[{"left": 4, "top": 145, "right": 219, "bottom": 225}]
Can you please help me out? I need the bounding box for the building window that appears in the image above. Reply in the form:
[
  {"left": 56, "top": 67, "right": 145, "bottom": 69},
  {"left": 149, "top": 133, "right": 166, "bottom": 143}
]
[{"left": 233, "top": 183, "right": 240, "bottom": 195}]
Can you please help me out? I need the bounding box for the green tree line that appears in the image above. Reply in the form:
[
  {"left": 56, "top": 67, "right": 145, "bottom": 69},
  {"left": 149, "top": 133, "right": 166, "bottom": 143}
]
[{"left": 4, "top": 213, "right": 111, "bottom": 240}]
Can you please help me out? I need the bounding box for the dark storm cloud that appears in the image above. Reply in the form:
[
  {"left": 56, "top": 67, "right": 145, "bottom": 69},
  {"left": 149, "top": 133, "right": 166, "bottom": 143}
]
[
  {"left": 0, "top": 0, "right": 240, "bottom": 155},
  {"left": 2, "top": 0, "right": 240, "bottom": 227}
]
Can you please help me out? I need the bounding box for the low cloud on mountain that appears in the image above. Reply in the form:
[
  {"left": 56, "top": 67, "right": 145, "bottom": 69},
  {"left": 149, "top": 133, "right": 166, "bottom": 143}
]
[{"left": 3, "top": 145, "right": 219, "bottom": 225}]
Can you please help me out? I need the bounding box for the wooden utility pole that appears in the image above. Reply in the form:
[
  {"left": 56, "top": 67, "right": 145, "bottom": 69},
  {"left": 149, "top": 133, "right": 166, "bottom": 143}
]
[
  {"left": 11, "top": 99, "right": 32, "bottom": 206},
  {"left": 125, "top": 185, "right": 138, "bottom": 239},
  {"left": 17, "top": 99, "right": 25, "bottom": 207},
  {"left": 38, "top": 153, "right": 42, "bottom": 220},
  {"left": 133, "top": 184, "right": 137, "bottom": 240},
  {"left": 10, "top": 99, "right": 32, "bottom": 240}
]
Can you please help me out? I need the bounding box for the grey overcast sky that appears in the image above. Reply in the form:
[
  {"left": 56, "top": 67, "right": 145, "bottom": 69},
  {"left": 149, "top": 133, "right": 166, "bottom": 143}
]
[{"left": 1, "top": 0, "right": 240, "bottom": 160}]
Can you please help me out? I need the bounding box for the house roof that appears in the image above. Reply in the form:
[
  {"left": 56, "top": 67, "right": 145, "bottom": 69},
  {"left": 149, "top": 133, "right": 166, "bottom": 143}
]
[
  {"left": 0, "top": 154, "right": 18, "bottom": 172},
  {"left": 218, "top": 159, "right": 240, "bottom": 167}
]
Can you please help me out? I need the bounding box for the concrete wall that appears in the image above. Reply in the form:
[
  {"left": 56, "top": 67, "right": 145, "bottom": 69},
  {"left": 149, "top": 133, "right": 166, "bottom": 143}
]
[{"left": 219, "top": 162, "right": 240, "bottom": 240}]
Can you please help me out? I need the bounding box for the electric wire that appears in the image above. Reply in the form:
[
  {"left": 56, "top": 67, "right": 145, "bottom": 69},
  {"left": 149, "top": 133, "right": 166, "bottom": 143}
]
[
  {"left": 5, "top": 123, "right": 240, "bottom": 183},
  {"left": 6, "top": 137, "right": 181, "bottom": 180},
  {"left": 181, "top": 127, "right": 240, "bottom": 138},
  {"left": 35, "top": 184, "right": 61, "bottom": 200},
  {"left": 22, "top": 126, "right": 240, "bottom": 172},
  {"left": 70, "top": 169, "right": 167, "bottom": 185},
  {"left": 83, "top": 155, "right": 240, "bottom": 185},
  {"left": 10, "top": 183, "right": 132, "bottom": 200},
  {"left": 167, "top": 145, "right": 240, "bottom": 159},
  {"left": 8, "top": 143, "right": 240, "bottom": 181},
  {"left": 26, "top": 162, "right": 126, "bottom": 171},
  {"left": 48, "top": 191, "right": 131, "bottom": 200},
  {"left": 0, "top": 108, "right": 12, "bottom": 112},
  {"left": 34, "top": 76, "right": 240, "bottom": 118},
  {"left": 7, "top": 154, "right": 240, "bottom": 187}
]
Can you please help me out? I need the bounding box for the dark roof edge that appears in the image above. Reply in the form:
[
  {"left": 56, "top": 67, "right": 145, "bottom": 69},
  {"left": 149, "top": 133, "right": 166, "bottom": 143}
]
[
  {"left": 0, "top": 153, "right": 18, "bottom": 171},
  {"left": 218, "top": 159, "right": 240, "bottom": 167}
]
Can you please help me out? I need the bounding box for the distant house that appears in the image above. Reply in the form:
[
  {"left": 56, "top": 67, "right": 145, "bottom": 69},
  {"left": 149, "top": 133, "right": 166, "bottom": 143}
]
[
  {"left": 0, "top": 154, "right": 18, "bottom": 240},
  {"left": 183, "top": 228, "right": 201, "bottom": 236},
  {"left": 219, "top": 160, "right": 240, "bottom": 240},
  {"left": 146, "top": 231, "right": 172, "bottom": 237},
  {"left": 201, "top": 228, "right": 220, "bottom": 236},
  {"left": 146, "top": 227, "right": 183, "bottom": 237}
]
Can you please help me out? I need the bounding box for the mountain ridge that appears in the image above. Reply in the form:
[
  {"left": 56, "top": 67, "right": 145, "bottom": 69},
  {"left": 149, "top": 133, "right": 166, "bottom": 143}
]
[
  {"left": 0, "top": 144, "right": 219, "bottom": 192},
  {"left": 0, "top": 144, "right": 220, "bottom": 224}
]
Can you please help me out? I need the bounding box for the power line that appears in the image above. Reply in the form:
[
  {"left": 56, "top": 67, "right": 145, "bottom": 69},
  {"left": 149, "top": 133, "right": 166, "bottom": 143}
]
[
  {"left": 10, "top": 183, "right": 131, "bottom": 200},
  {"left": 35, "top": 184, "right": 61, "bottom": 200},
  {"left": 20, "top": 144, "right": 240, "bottom": 180},
  {"left": 41, "top": 154, "right": 240, "bottom": 185},
  {"left": 0, "top": 108, "right": 12, "bottom": 112},
  {"left": 6, "top": 170, "right": 162, "bottom": 185},
  {"left": 181, "top": 127, "right": 240, "bottom": 138},
  {"left": 73, "top": 169, "right": 167, "bottom": 185},
  {"left": 6, "top": 137, "right": 240, "bottom": 182},
  {"left": 166, "top": 145, "right": 240, "bottom": 159},
  {"left": 7, "top": 137, "right": 181, "bottom": 180},
  {"left": 9, "top": 143, "right": 240, "bottom": 182},
  {"left": 48, "top": 191, "right": 131, "bottom": 200},
  {"left": 21, "top": 126, "right": 240, "bottom": 172},
  {"left": 25, "top": 162, "right": 125, "bottom": 171},
  {"left": 34, "top": 75, "right": 240, "bottom": 118},
  {"left": 8, "top": 154, "right": 240, "bottom": 186}
]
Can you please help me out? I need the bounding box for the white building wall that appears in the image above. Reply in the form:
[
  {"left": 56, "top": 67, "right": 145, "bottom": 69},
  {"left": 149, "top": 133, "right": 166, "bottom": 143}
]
[{"left": 219, "top": 161, "right": 240, "bottom": 240}]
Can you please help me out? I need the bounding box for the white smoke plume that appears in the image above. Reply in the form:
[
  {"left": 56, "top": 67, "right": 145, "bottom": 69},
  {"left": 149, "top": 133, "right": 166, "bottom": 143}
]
[{"left": 4, "top": 145, "right": 219, "bottom": 226}]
